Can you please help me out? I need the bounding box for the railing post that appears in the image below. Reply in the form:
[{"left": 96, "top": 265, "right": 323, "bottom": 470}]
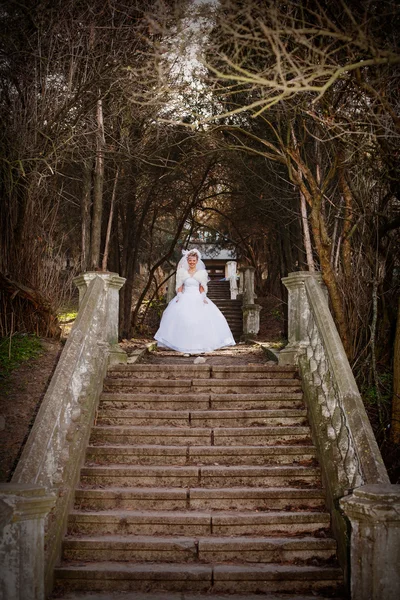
[
  {"left": 0, "top": 484, "right": 55, "bottom": 600},
  {"left": 237, "top": 268, "right": 244, "bottom": 299},
  {"left": 225, "top": 260, "right": 238, "bottom": 299},
  {"left": 340, "top": 485, "right": 400, "bottom": 600},
  {"left": 240, "top": 266, "right": 262, "bottom": 338},
  {"left": 74, "top": 272, "right": 126, "bottom": 365},
  {"left": 279, "top": 271, "right": 324, "bottom": 366}
]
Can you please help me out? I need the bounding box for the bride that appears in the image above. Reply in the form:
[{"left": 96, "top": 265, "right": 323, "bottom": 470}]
[{"left": 154, "top": 249, "right": 236, "bottom": 353}]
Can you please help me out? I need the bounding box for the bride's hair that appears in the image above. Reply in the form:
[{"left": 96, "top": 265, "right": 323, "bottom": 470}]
[{"left": 177, "top": 248, "right": 206, "bottom": 271}]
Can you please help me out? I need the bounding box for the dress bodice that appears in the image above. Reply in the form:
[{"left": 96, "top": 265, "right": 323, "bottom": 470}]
[{"left": 183, "top": 277, "right": 200, "bottom": 295}]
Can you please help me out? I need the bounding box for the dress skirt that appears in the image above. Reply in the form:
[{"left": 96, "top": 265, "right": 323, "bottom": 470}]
[{"left": 154, "top": 276, "right": 236, "bottom": 353}]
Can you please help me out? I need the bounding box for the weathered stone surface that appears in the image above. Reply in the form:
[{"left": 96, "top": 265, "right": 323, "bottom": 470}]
[
  {"left": 7, "top": 273, "right": 126, "bottom": 594},
  {"left": 212, "top": 564, "right": 342, "bottom": 594},
  {"left": 0, "top": 484, "right": 55, "bottom": 600},
  {"left": 242, "top": 303, "right": 262, "bottom": 338},
  {"left": 189, "top": 487, "right": 325, "bottom": 511},
  {"left": 53, "top": 361, "right": 343, "bottom": 597},
  {"left": 100, "top": 393, "right": 211, "bottom": 410},
  {"left": 279, "top": 271, "right": 391, "bottom": 587},
  {"left": 74, "top": 487, "right": 188, "bottom": 511},
  {"left": 54, "top": 563, "right": 212, "bottom": 592},
  {"left": 340, "top": 484, "right": 400, "bottom": 600},
  {"left": 90, "top": 426, "right": 212, "bottom": 446}
]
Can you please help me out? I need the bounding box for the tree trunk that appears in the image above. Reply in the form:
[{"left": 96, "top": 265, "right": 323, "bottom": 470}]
[
  {"left": 102, "top": 166, "right": 119, "bottom": 272},
  {"left": 300, "top": 190, "right": 314, "bottom": 271},
  {"left": 390, "top": 298, "right": 400, "bottom": 444},
  {"left": 338, "top": 165, "right": 353, "bottom": 279},
  {"left": 81, "top": 157, "right": 93, "bottom": 272},
  {"left": 90, "top": 98, "right": 105, "bottom": 270}
]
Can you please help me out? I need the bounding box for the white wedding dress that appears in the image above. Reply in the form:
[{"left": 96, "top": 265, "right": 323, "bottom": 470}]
[{"left": 154, "top": 276, "right": 236, "bottom": 353}]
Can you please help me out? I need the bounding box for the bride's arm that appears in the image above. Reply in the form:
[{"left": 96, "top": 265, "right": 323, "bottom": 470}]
[{"left": 199, "top": 284, "right": 208, "bottom": 304}]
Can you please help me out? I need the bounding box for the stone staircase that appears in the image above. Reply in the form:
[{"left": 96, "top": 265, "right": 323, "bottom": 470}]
[
  {"left": 207, "top": 280, "right": 243, "bottom": 340},
  {"left": 54, "top": 363, "right": 344, "bottom": 597}
]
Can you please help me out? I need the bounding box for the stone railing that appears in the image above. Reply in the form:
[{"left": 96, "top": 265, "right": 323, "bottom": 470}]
[
  {"left": 0, "top": 272, "right": 126, "bottom": 599},
  {"left": 239, "top": 266, "right": 262, "bottom": 338},
  {"left": 279, "top": 271, "right": 400, "bottom": 600}
]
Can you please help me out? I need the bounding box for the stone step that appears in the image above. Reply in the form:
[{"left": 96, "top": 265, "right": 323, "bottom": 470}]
[
  {"left": 192, "top": 380, "right": 303, "bottom": 394},
  {"left": 106, "top": 364, "right": 297, "bottom": 380},
  {"left": 86, "top": 444, "right": 316, "bottom": 466},
  {"left": 79, "top": 465, "right": 320, "bottom": 488},
  {"left": 102, "top": 379, "right": 302, "bottom": 394},
  {"left": 209, "top": 393, "right": 304, "bottom": 410},
  {"left": 99, "top": 392, "right": 305, "bottom": 411},
  {"left": 108, "top": 365, "right": 211, "bottom": 380},
  {"left": 212, "top": 365, "right": 297, "bottom": 378},
  {"left": 95, "top": 408, "right": 308, "bottom": 427},
  {"left": 74, "top": 486, "right": 326, "bottom": 512},
  {"left": 62, "top": 534, "right": 337, "bottom": 564},
  {"left": 100, "top": 393, "right": 211, "bottom": 410},
  {"left": 54, "top": 562, "right": 342, "bottom": 594},
  {"left": 67, "top": 509, "right": 330, "bottom": 537},
  {"left": 49, "top": 592, "right": 344, "bottom": 600},
  {"left": 90, "top": 425, "right": 312, "bottom": 446}
]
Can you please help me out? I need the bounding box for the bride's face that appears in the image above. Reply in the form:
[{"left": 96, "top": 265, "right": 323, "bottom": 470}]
[{"left": 187, "top": 254, "right": 198, "bottom": 269}]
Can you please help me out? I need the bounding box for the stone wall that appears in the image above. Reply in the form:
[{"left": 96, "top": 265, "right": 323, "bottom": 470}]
[{"left": 1, "top": 273, "right": 125, "bottom": 598}]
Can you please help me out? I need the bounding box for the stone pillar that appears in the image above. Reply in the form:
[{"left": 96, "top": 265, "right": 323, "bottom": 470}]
[
  {"left": 0, "top": 484, "right": 55, "bottom": 600},
  {"left": 74, "top": 272, "right": 127, "bottom": 365},
  {"left": 237, "top": 268, "right": 244, "bottom": 299},
  {"left": 340, "top": 484, "right": 400, "bottom": 600},
  {"left": 279, "top": 271, "right": 324, "bottom": 366},
  {"left": 242, "top": 303, "right": 262, "bottom": 339},
  {"left": 166, "top": 269, "right": 176, "bottom": 304},
  {"left": 242, "top": 266, "right": 256, "bottom": 304},
  {"left": 240, "top": 267, "right": 261, "bottom": 339},
  {"left": 225, "top": 261, "right": 238, "bottom": 299}
]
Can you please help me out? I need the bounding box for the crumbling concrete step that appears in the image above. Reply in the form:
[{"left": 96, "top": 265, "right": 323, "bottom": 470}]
[
  {"left": 79, "top": 465, "right": 321, "bottom": 488},
  {"left": 213, "top": 426, "right": 312, "bottom": 446},
  {"left": 103, "top": 379, "right": 193, "bottom": 394},
  {"left": 211, "top": 365, "right": 297, "bottom": 378},
  {"left": 74, "top": 486, "right": 326, "bottom": 512},
  {"left": 99, "top": 393, "right": 211, "bottom": 410},
  {"left": 192, "top": 380, "right": 302, "bottom": 394},
  {"left": 95, "top": 408, "right": 308, "bottom": 427},
  {"left": 107, "top": 365, "right": 211, "bottom": 379},
  {"left": 86, "top": 444, "right": 316, "bottom": 466},
  {"left": 62, "top": 534, "right": 337, "bottom": 564},
  {"left": 54, "top": 562, "right": 342, "bottom": 594},
  {"left": 90, "top": 426, "right": 212, "bottom": 446},
  {"left": 90, "top": 426, "right": 312, "bottom": 447},
  {"left": 51, "top": 592, "right": 344, "bottom": 600},
  {"left": 67, "top": 510, "right": 330, "bottom": 537},
  {"left": 191, "top": 409, "right": 307, "bottom": 427},
  {"left": 188, "top": 487, "right": 326, "bottom": 511},
  {"left": 103, "top": 379, "right": 302, "bottom": 394},
  {"left": 209, "top": 393, "right": 304, "bottom": 410}
]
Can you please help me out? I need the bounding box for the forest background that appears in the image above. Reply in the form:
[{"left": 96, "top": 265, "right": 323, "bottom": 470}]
[{"left": 0, "top": 0, "right": 399, "bottom": 479}]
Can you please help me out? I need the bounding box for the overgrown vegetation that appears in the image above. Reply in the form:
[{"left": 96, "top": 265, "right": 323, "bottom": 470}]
[{"left": 0, "top": 335, "right": 43, "bottom": 380}]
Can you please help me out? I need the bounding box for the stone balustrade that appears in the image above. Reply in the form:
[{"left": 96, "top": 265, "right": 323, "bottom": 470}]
[
  {"left": 279, "top": 271, "right": 399, "bottom": 598},
  {"left": 0, "top": 273, "right": 126, "bottom": 599}
]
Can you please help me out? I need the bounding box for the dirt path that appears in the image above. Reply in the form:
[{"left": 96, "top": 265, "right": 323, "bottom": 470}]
[{"left": 0, "top": 339, "right": 62, "bottom": 481}]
